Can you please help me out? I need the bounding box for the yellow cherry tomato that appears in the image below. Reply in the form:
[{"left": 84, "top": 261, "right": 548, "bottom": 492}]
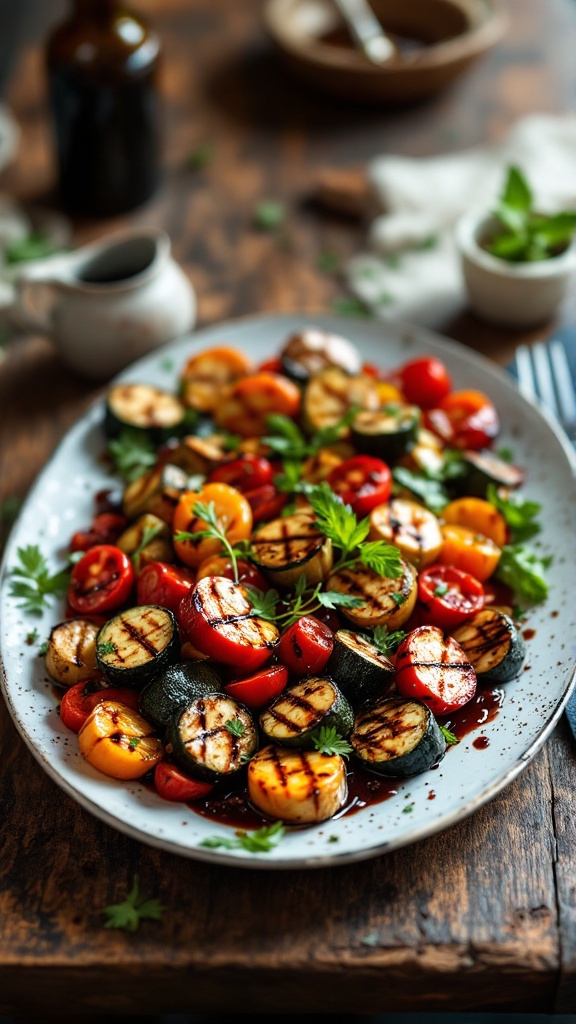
[
  {"left": 442, "top": 497, "right": 508, "bottom": 547},
  {"left": 376, "top": 381, "right": 404, "bottom": 404},
  {"left": 78, "top": 701, "right": 163, "bottom": 780},
  {"left": 439, "top": 524, "right": 501, "bottom": 582},
  {"left": 173, "top": 482, "right": 253, "bottom": 568}
]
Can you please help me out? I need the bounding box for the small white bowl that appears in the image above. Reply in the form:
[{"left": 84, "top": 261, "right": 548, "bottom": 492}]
[{"left": 456, "top": 209, "right": 576, "bottom": 328}]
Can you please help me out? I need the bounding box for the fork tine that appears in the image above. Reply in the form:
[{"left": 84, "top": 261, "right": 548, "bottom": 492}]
[
  {"left": 531, "top": 342, "right": 559, "bottom": 415},
  {"left": 515, "top": 344, "right": 537, "bottom": 401},
  {"left": 549, "top": 338, "right": 576, "bottom": 424}
]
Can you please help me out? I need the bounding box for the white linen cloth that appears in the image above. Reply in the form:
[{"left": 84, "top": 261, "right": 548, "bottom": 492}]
[{"left": 346, "top": 115, "right": 576, "bottom": 328}]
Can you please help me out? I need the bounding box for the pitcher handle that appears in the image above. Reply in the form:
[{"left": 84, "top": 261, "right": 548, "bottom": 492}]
[{"left": 11, "top": 259, "right": 66, "bottom": 336}]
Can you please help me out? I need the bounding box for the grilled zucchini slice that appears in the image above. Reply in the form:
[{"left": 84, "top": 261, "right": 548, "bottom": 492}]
[
  {"left": 369, "top": 499, "right": 443, "bottom": 569},
  {"left": 122, "top": 463, "right": 195, "bottom": 523},
  {"left": 248, "top": 744, "right": 348, "bottom": 823},
  {"left": 250, "top": 512, "right": 333, "bottom": 588},
  {"left": 326, "top": 629, "right": 395, "bottom": 705},
  {"left": 458, "top": 450, "right": 524, "bottom": 497},
  {"left": 351, "top": 695, "right": 446, "bottom": 778},
  {"left": 45, "top": 618, "right": 101, "bottom": 686},
  {"left": 260, "top": 675, "right": 353, "bottom": 749},
  {"left": 116, "top": 513, "right": 173, "bottom": 572},
  {"left": 302, "top": 366, "right": 379, "bottom": 435},
  {"left": 105, "top": 383, "right": 187, "bottom": 442},
  {"left": 451, "top": 608, "right": 526, "bottom": 683},
  {"left": 96, "top": 605, "right": 180, "bottom": 687},
  {"left": 327, "top": 560, "right": 417, "bottom": 630},
  {"left": 280, "top": 328, "right": 361, "bottom": 385},
  {"left": 351, "top": 404, "right": 420, "bottom": 462},
  {"left": 139, "top": 662, "right": 223, "bottom": 731},
  {"left": 167, "top": 693, "right": 258, "bottom": 782}
]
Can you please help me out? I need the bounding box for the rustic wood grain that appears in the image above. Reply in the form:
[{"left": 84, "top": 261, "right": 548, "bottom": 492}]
[{"left": 0, "top": 0, "right": 575, "bottom": 1013}]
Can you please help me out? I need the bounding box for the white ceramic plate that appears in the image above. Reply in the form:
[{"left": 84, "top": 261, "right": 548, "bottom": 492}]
[{"left": 1, "top": 313, "right": 575, "bottom": 869}]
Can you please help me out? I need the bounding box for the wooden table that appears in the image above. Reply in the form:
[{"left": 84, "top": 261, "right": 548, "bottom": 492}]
[{"left": 1, "top": 0, "right": 575, "bottom": 1014}]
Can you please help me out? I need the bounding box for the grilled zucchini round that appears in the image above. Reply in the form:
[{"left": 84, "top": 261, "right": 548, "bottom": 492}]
[
  {"left": 96, "top": 605, "right": 180, "bottom": 688},
  {"left": 451, "top": 608, "right": 526, "bottom": 683},
  {"left": 105, "top": 383, "right": 187, "bottom": 442},
  {"left": 167, "top": 693, "right": 258, "bottom": 782},
  {"left": 260, "top": 675, "right": 353, "bottom": 749},
  {"left": 326, "top": 629, "right": 395, "bottom": 706},
  {"left": 139, "top": 662, "right": 223, "bottom": 731},
  {"left": 350, "top": 695, "right": 446, "bottom": 777},
  {"left": 250, "top": 512, "right": 333, "bottom": 588},
  {"left": 351, "top": 404, "right": 420, "bottom": 462}
]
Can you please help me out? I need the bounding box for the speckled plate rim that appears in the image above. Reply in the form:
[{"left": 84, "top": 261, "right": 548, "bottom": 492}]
[{"left": 1, "top": 312, "right": 575, "bottom": 870}]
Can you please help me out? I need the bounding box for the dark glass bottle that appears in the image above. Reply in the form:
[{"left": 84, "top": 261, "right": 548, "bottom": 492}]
[{"left": 46, "top": 0, "right": 162, "bottom": 217}]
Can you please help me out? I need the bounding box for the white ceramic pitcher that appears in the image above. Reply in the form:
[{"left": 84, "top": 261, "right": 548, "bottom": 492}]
[{"left": 12, "top": 228, "right": 196, "bottom": 379}]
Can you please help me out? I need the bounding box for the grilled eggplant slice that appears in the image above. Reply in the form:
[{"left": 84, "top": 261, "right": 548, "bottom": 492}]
[
  {"left": 45, "top": 618, "right": 101, "bottom": 686},
  {"left": 351, "top": 695, "right": 446, "bottom": 778},
  {"left": 327, "top": 560, "right": 417, "bottom": 631},
  {"left": 116, "top": 513, "right": 173, "bottom": 572},
  {"left": 96, "top": 605, "right": 180, "bottom": 687},
  {"left": 351, "top": 404, "right": 420, "bottom": 462},
  {"left": 280, "top": 328, "right": 361, "bottom": 385},
  {"left": 301, "top": 366, "right": 379, "bottom": 435},
  {"left": 369, "top": 499, "right": 443, "bottom": 570},
  {"left": 326, "top": 629, "right": 395, "bottom": 705},
  {"left": 248, "top": 744, "right": 348, "bottom": 823},
  {"left": 458, "top": 450, "right": 524, "bottom": 497},
  {"left": 122, "top": 463, "right": 194, "bottom": 523},
  {"left": 260, "top": 675, "right": 353, "bottom": 749},
  {"left": 250, "top": 512, "right": 333, "bottom": 588},
  {"left": 167, "top": 693, "right": 258, "bottom": 782},
  {"left": 139, "top": 662, "right": 223, "bottom": 731},
  {"left": 105, "top": 383, "right": 187, "bottom": 442},
  {"left": 451, "top": 608, "right": 526, "bottom": 683}
]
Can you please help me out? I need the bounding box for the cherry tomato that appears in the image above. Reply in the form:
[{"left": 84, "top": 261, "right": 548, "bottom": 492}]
[
  {"left": 439, "top": 524, "right": 501, "bottom": 582},
  {"left": 278, "top": 616, "right": 334, "bottom": 676},
  {"left": 195, "top": 555, "right": 267, "bottom": 591},
  {"left": 327, "top": 455, "right": 392, "bottom": 518},
  {"left": 59, "top": 680, "right": 140, "bottom": 733},
  {"left": 67, "top": 544, "right": 135, "bottom": 614},
  {"left": 154, "top": 761, "right": 215, "bottom": 802},
  {"left": 209, "top": 454, "right": 274, "bottom": 493},
  {"left": 418, "top": 564, "right": 485, "bottom": 632},
  {"left": 257, "top": 356, "right": 283, "bottom": 374},
  {"left": 395, "top": 624, "right": 477, "bottom": 715},
  {"left": 179, "top": 575, "right": 279, "bottom": 671},
  {"left": 225, "top": 665, "right": 289, "bottom": 708},
  {"left": 70, "top": 513, "right": 128, "bottom": 553},
  {"left": 438, "top": 389, "right": 500, "bottom": 449},
  {"left": 243, "top": 484, "right": 288, "bottom": 523},
  {"left": 137, "top": 561, "right": 195, "bottom": 615},
  {"left": 399, "top": 356, "right": 452, "bottom": 410},
  {"left": 173, "top": 482, "right": 253, "bottom": 568}
]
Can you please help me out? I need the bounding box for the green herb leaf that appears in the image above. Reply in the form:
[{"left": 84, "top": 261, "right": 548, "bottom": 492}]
[
  {"left": 434, "top": 582, "right": 449, "bottom": 597},
  {"left": 439, "top": 724, "right": 459, "bottom": 745},
  {"left": 130, "top": 522, "right": 165, "bottom": 568},
  {"left": 245, "top": 586, "right": 280, "bottom": 622},
  {"left": 486, "top": 483, "right": 541, "bottom": 542},
  {"left": 128, "top": 736, "right": 142, "bottom": 751},
  {"left": 186, "top": 142, "right": 215, "bottom": 170},
  {"left": 253, "top": 201, "right": 285, "bottom": 230},
  {"left": 402, "top": 803, "right": 414, "bottom": 814},
  {"left": 102, "top": 875, "right": 163, "bottom": 932},
  {"left": 199, "top": 821, "right": 285, "bottom": 853},
  {"left": 330, "top": 296, "right": 372, "bottom": 318},
  {"left": 8, "top": 545, "right": 69, "bottom": 615},
  {"left": 495, "top": 544, "right": 550, "bottom": 604},
  {"left": 310, "top": 725, "right": 353, "bottom": 758},
  {"left": 359, "top": 540, "right": 403, "bottom": 579},
  {"left": 308, "top": 482, "right": 369, "bottom": 555},
  {"left": 107, "top": 430, "right": 157, "bottom": 483},
  {"left": 372, "top": 624, "right": 407, "bottom": 655},
  {"left": 488, "top": 164, "right": 576, "bottom": 262},
  {"left": 391, "top": 592, "right": 405, "bottom": 607},
  {"left": 97, "top": 640, "right": 116, "bottom": 656},
  {"left": 316, "top": 590, "right": 364, "bottom": 611},
  {"left": 392, "top": 466, "right": 449, "bottom": 513},
  {"left": 225, "top": 718, "right": 245, "bottom": 738}
]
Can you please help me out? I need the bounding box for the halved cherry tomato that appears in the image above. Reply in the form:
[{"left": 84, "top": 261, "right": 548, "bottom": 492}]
[
  {"left": 70, "top": 513, "right": 128, "bottom": 553},
  {"left": 257, "top": 356, "right": 283, "bottom": 374},
  {"left": 437, "top": 389, "right": 500, "bottom": 449},
  {"left": 209, "top": 454, "right": 274, "bottom": 493},
  {"left": 154, "top": 761, "right": 215, "bottom": 802},
  {"left": 439, "top": 524, "right": 501, "bottom": 582},
  {"left": 179, "top": 575, "right": 279, "bottom": 670},
  {"left": 278, "top": 616, "right": 334, "bottom": 676},
  {"left": 136, "top": 561, "right": 195, "bottom": 615},
  {"left": 173, "top": 482, "right": 253, "bottom": 568},
  {"left": 225, "top": 665, "right": 289, "bottom": 708},
  {"left": 180, "top": 345, "right": 253, "bottom": 413},
  {"left": 243, "top": 484, "right": 288, "bottom": 523},
  {"left": 399, "top": 356, "right": 452, "bottom": 410},
  {"left": 418, "top": 564, "right": 485, "bottom": 632},
  {"left": 442, "top": 497, "right": 508, "bottom": 547},
  {"left": 214, "top": 371, "right": 301, "bottom": 437},
  {"left": 327, "top": 455, "right": 392, "bottom": 518},
  {"left": 59, "top": 680, "right": 140, "bottom": 733},
  {"left": 67, "top": 544, "right": 135, "bottom": 614},
  {"left": 395, "top": 624, "right": 477, "bottom": 715},
  {"left": 195, "top": 555, "right": 267, "bottom": 591}
]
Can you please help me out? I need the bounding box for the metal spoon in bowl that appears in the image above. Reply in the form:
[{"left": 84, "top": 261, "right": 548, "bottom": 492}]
[{"left": 332, "top": 0, "right": 396, "bottom": 64}]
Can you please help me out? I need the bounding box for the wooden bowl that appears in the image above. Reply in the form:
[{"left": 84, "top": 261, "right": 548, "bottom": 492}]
[{"left": 263, "top": 0, "right": 507, "bottom": 104}]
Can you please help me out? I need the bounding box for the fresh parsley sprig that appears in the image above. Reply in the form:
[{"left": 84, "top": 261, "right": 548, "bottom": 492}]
[
  {"left": 307, "top": 482, "right": 402, "bottom": 579},
  {"left": 107, "top": 429, "right": 157, "bottom": 483},
  {"left": 311, "top": 725, "right": 353, "bottom": 758},
  {"left": 102, "top": 875, "right": 163, "bottom": 932},
  {"left": 264, "top": 409, "right": 358, "bottom": 493},
  {"left": 199, "top": 821, "right": 285, "bottom": 853},
  {"left": 174, "top": 501, "right": 244, "bottom": 583},
  {"left": 439, "top": 724, "right": 459, "bottom": 746},
  {"left": 486, "top": 483, "right": 541, "bottom": 542},
  {"left": 9, "top": 545, "right": 69, "bottom": 615},
  {"left": 495, "top": 545, "right": 551, "bottom": 604},
  {"left": 372, "top": 624, "right": 407, "bottom": 655},
  {"left": 130, "top": 522, "right": 166, "bottom": 570},
  {"left": 246, "top": 574, "right": 363, "bottom": 628}
]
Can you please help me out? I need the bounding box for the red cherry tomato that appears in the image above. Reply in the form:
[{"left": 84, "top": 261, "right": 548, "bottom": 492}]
[
  {"left": 243, "top": 484, "right": 288, "bottom": 523},
  {"left": 67, "top": 544, "right": 135, "bottom": 614},
  {"left": 59, "top": 680, "right": 140, "bottom": 733},
  {"left": 154, "top": 761, "right": 215, "bottom": 803},
  {"left": 70, "top": 513, "right": 129, "bottom": 553},
  {"left": 278, "top": 616, "right": 334, "bottom": 676},
  {"left": 137, "top": 561, "right": 195, "bottom": 615},
  {"left": 179, "top": 576, "right": 279, "bottom": 671},
  {"left": 225, "top": 665, "right": 289, "bottom": 708},
  {"left": 418, "top": 564, "right": 485, "bottom": 632},
  {"left": 327, "top": 455, "right": 392, "bottom": 518},
  {"left": 399, "top": 356, "right": 452, "bottom": 410},
  {"left": 395, "top": 624, "right": 477, "bottom": 716},
  {"left": 437, "top": 390, "right": 500, "bottom": 449},
  {"left": 209, "top": 454, "right": 274, "bottom": 493},
  {"left": 257, "top": 356, "right": 283, "bottom": 374}
]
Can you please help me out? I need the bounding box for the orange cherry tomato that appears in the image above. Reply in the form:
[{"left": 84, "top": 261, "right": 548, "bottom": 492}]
[
  {"left": 173, "top": 482, "right": 253, "bottom": 568},
  {"left": 439, "top": 524, "right": 502, "bottom": 582},
  {"left": 214, "top": 371, "right": 301, "bottom": 437},
  {"left": 180, "top": 345, "right": 253, "bottom": 413},
  {"left": 442, "top": 497, "right": 508, "bottom": 547}
]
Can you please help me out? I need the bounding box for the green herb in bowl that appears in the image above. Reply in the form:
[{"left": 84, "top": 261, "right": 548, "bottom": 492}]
[{"left": 483, "top": 165, "right": 576, "bottom": 262}]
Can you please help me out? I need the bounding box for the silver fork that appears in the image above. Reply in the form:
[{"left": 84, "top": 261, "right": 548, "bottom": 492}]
[{"left": 514, "top": 335, "right": 576, "bottom": 738}]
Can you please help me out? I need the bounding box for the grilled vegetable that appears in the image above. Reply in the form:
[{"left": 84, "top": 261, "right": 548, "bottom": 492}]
[
  {"left": 441, "top": 496, "right": 508, "bottom": 547},
  {"left": 167, "top": 693, "right": 258, "bottom": 781},
  {"left": 250, "top": 512, "right": 333, "bottom": 588},
  {"left": 116, "top": 513, "right": 174, "bottom": 571},
  {"left": 45, "top": 618, "right": 101, "bottom": 686},
  {"left": 139, "top": 661, "right": 223, "bottom": 731},
  {"left": 439, "top": 524, "right": 501, "bottom": 582},
  {"left": 369, "top": 498, "right": 443, "bottom": 569},
  {"left": 122, "top": 463, "right": 193, "bottom": 523},
  {"left": 259, "top": 676, "right": 353, "bottom": 749},
  {"left": 395, "top": 624, "right": 477, "bottom": 716},
  {"left": 179, "top": 575, "right": 279, "bottom": 671},
  {"left": 326, "top": 629, "right": 395, "bottom": 705},
  {"left": 351, "top": 404, "right": 420, "bottom": 462},
  {"left": 458, "top": 450, "right": 524, "bottom": 497},
  {"left": 278, "top": 616, "right": 334, "bottom": 676},
  {"left": 173, "top": 482, "right": 253, "bottom": 569},
  {"left": 451, "top": 608, "right": 526, "bottom": 683},
  {"left": 248, "top": 744, "right": 348, "bottom": 823},
  {"left": 214, "top": 372, "right": 301, "bottom": 438},
  {"left": 105, "top": 383, "right": 187, "bottom": 441},
  {"left": 350, "top": 695, "right": 446, "bottom": 777},
  {"left": 162, "top": 434, "right": 229, "bottom": 477},
  {"left": 180, "top": 345, "right": 253, "bottom": 413},
  {"left": 327, "top": 560, "right": 417, "bottom": 631},
  {"left": 279, "top": 327, "right": 361, "bottom": 384},
  {"left": 67, "top": 544, "right": 135, "bottom": 614},
  {"left": 96, "top": 605, "right": 180, "bottom": 687},
  {"left": 302, "top": 366, "right": 379, "bottom": 435},
  {"left": 78, "top": 700, "right": 164, "bottom": 779}
]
